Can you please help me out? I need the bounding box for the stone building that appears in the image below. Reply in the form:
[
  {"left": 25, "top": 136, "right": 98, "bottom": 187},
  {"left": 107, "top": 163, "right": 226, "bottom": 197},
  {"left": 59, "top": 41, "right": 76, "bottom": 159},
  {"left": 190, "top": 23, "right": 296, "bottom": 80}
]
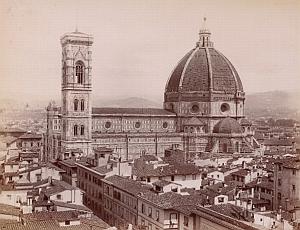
[
  {"left": 45, "top": 20, "right": 258, "bottom": 161},
  {"left": 273, "top": 157, "right": 300, "bottom": 216}
]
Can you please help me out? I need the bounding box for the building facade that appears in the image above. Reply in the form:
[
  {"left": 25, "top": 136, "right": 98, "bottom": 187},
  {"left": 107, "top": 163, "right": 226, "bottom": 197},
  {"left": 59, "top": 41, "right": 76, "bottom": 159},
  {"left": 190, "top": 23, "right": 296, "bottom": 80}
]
[
  {"left": 76, "top": 167, "right": 260, "bottom": 230},
  {"left": 273, "top": 158, "right": 300, "bottom": 213},
  {"left": 46, "top": 21, "right": 258, "bottom": 161}
]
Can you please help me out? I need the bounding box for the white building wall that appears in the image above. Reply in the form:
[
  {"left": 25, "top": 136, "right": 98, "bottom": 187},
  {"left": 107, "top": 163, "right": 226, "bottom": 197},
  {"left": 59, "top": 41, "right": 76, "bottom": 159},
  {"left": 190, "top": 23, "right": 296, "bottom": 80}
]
[
  {"left": 49, "top": 189, "right": 82, "bottom": 205},
  {"left": 0, "top": 190, "right": 28, "bottom": 207}
]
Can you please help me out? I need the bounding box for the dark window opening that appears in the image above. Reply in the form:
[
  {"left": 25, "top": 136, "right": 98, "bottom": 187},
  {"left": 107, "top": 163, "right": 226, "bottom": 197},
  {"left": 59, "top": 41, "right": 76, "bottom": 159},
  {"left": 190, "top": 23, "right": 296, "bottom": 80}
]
[
  {"left": 74, "top": 99, "right": 78, "bottom": 111},
  {"left": 75, "top": 61, "right": 84, "bottom": 84},
  {"left": 80, "top": 99, "right": 84, "bottom": 111},
  {"left": 80, "top": 125, "right": 84, "bottom": 135},
  {"left": 74, "top": 125, "right": 78, "bottom": 136}
]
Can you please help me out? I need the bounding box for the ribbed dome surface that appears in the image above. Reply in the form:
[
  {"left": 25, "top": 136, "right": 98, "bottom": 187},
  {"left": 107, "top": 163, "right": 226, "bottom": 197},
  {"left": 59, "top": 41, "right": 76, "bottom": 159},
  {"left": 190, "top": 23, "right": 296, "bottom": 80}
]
[
  {"left": 165, "top": 47, "right": 243, "bottom": 93},
  {"left": 213, "top": 117, "right": 243, "bottom": 134}
]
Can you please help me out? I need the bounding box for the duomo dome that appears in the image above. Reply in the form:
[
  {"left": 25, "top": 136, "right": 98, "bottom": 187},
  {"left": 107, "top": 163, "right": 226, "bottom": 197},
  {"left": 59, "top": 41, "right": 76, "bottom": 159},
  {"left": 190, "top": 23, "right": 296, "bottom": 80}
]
[
  {"left": 165, "top": 41, "right": 243, "bottom": 94},
  {"left": 164, "top": 20, "right": 244, "bottom": 105},
  {"left": 163, "top": 19, "right": 246, "bottom": 133}
]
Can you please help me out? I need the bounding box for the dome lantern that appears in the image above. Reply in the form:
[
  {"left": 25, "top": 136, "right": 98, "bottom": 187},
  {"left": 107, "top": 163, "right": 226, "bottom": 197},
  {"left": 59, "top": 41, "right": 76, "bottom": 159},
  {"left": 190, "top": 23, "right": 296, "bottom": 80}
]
[{"left": 197, "top": 17, "right": 213, "bottom": 48}]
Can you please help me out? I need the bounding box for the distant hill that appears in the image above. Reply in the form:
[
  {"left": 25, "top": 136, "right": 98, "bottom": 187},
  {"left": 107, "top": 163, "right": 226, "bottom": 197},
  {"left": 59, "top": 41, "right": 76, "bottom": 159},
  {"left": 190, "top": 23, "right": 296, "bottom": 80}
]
[
  {"left": 245, "top": 91, "right": 300, "bottom": 119},
  {"left": 93, "top": 97, "right": 161, "bottom": 108},
  {"left": 1, "top": 91, "right": 299, "bottom": 121}
]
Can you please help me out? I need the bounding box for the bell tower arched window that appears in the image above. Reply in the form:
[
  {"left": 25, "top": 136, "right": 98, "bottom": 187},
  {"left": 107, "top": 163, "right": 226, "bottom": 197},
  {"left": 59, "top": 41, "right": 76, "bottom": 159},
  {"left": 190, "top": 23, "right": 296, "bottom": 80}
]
[
  {"left": 235, "top": 142, "right": 239, "bottom": 152},
  {"left": 80, "top": 125, "right": 84, "bottom": 135},
  {"left": 74, "top": 125, "right": 78, "bottom": 136},
  {"left": 63, "top": 62, "right": 67, "bottom": 85},
  {"left": 80, "top": 99, "right": 84, "bottom": 111},
  {"left": 75, "top": 61, "right": 84, "bottom": 84},
  {"left": 223, "top": 143, "right": 228, "bottom": 153},
  {"left": 74, "top": 99, "right": 78, "bottom": 111}
]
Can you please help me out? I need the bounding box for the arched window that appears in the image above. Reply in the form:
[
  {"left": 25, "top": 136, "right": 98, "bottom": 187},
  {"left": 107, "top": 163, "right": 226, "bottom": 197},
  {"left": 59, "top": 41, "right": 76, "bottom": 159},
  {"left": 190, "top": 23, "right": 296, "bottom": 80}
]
[
  {"left": 277, "top": 192, "right": 281, "bottom": 201},
  {"left": 74, "top": 125, "right": 78, "bottom": 136},
  {"left": 235, "top": 142, "right": 239, "bottom": 152},
  {"left": 74, "top": 99, "right": 79, "bottom": 111},
  {"left": 169, "top": 103, "right": 174, "bottom": 112},
  {"left": 80, "top": 125, "right": 84, "bottom": 135},
  {"left": 75, "top": 61, "right": 84, "bottom": 84},
  {"left": 63, "top": 62, "right": 67, "bottom": 85},
  {"left": 80, "top": 99, "right": 84, "bottom": 111},
  {"left": 223, "top": 143, "right": 228, "bottom": 153}
]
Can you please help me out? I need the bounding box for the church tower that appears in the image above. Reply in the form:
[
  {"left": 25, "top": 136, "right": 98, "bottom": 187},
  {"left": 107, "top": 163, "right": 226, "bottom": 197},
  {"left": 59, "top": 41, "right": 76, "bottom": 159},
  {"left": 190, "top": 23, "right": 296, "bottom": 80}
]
[{"left": 60, "top": 31, "right": 93, "bottom": 159}]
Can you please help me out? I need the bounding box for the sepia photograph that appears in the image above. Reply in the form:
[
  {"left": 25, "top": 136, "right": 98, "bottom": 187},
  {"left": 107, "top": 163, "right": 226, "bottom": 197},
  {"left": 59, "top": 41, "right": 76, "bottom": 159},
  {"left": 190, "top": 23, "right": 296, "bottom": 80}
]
[{"left": 0, "top": 0, "right": 299, "bottom": 229}]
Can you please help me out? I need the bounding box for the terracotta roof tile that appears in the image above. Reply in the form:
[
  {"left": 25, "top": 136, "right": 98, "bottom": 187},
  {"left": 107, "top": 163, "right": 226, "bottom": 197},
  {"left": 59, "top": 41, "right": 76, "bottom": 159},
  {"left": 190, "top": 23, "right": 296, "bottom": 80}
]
[
  {"left": 208, "top": 204, "right": 250, "bottom": 221},
  {"left": 0, "top": 203, "right": 20, "bottom": 216},
  {"left": 19, "top": 133, "right": 42, "bottom": 139},
  {"left": 152, "top": 180, "right": 174, "bottom": 187},
  {"left": 104, "top": 175, "right": 152, "bottom": 196}
]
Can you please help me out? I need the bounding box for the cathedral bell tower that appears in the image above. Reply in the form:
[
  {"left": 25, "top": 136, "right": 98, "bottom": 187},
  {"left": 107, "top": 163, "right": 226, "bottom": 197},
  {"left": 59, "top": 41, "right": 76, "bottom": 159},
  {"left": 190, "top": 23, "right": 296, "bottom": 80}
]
[{"left": 60, "top": 31, "right": 93, "bottom": 159}]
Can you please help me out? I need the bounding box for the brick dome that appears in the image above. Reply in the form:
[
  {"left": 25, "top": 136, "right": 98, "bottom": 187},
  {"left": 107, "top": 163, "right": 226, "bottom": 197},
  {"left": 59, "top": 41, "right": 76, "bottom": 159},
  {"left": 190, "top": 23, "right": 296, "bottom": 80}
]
[
  {"left": 165, "top": 25, "right": 243, "bottom": 95},
  {"left": 213, "top": 117, "right": 243, "bottom": 134}
]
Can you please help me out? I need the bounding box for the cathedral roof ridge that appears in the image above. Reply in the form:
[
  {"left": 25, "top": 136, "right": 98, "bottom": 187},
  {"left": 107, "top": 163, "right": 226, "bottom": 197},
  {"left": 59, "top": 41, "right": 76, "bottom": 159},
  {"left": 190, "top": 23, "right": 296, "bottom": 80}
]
[{"left": 92, "top": 107, "right": 176, "bottom": 116}]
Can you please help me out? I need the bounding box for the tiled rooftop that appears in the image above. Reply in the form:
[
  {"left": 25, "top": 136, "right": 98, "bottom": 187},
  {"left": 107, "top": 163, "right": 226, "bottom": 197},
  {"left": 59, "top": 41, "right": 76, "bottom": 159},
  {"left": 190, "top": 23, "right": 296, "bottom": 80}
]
[
  {"left": 133, "top": 157, "right": 200, "bottom": 178},
  {"left": 92, "top": 165, "right": 113, "bottom": 174},
  {"left": 104, "top": 175, "right": 152, "bottom": 196},
  {"left": 275, "top": 157, "right": 300, "bottom": 169},
  {"left": 0, "top": 135, "right": 18, "bottom": 144},
  {"left": 0, "top": 215, "right": 110, "bottom": 230},
  {"left": 208, "top": 204, "right": 251, "bottom": 221},
  {"left": 23, "top": 210, "right": 79, "bottom": 222},
  {"left": 52, "top": 201, "right": 92, "bottom": 212},
  {"left": 43, "top": 179, "right": 77, "bottom": 197},
  {"left": 231, "top": 169, "right": 249, "bottom": 177},
  {"left": 0, "top": 203, "right": 20, "bottom": 216},
  {"left": 139, "top": 191, "right": 204, "bottom": 209},
  {"left": 19, "top": 132, "right": 42, "bottom": 139},
  {"left": 152, "top": 179, "right": 174, "bottom": 188}
]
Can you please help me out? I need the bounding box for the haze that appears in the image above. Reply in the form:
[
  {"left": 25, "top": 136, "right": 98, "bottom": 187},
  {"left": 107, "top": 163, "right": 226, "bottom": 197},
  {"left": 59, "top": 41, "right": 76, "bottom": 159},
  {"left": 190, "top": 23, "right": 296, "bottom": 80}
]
[{"left": 0, "top": 0, "right": 299, "bottom": 103}]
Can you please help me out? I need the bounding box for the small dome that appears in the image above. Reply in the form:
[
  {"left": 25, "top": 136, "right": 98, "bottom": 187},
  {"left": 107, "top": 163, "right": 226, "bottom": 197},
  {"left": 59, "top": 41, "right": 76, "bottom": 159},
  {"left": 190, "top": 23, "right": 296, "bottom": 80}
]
[
  {"left": 213, "top": 117, "right": 243, "bottom": 134},
  {"left": 240, "top": 118, "right": 252, "bottom": 126}
]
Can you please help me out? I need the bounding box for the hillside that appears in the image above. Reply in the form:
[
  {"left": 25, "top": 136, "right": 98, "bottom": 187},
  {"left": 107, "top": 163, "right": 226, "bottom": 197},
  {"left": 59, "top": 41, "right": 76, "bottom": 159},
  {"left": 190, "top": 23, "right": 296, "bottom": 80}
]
[{"left": 245, "top": 91, "right": 300, "bottom": 119}]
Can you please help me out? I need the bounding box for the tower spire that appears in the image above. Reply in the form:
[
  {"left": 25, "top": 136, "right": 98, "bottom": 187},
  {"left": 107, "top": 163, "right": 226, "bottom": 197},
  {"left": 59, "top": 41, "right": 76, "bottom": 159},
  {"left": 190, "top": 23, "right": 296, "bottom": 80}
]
[
  {"left": 202, "top": 17, "right": 208, "bottom": 31},
  {"left": 197, "top": 17, "right": 213, "bottom": 47}
]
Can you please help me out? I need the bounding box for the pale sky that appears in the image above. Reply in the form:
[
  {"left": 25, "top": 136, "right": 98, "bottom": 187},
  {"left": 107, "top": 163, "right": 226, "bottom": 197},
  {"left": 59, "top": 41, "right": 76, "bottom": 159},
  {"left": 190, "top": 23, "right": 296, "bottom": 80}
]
[{"left": 0, "top": 0, "right": 299, "bottom": 103}]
